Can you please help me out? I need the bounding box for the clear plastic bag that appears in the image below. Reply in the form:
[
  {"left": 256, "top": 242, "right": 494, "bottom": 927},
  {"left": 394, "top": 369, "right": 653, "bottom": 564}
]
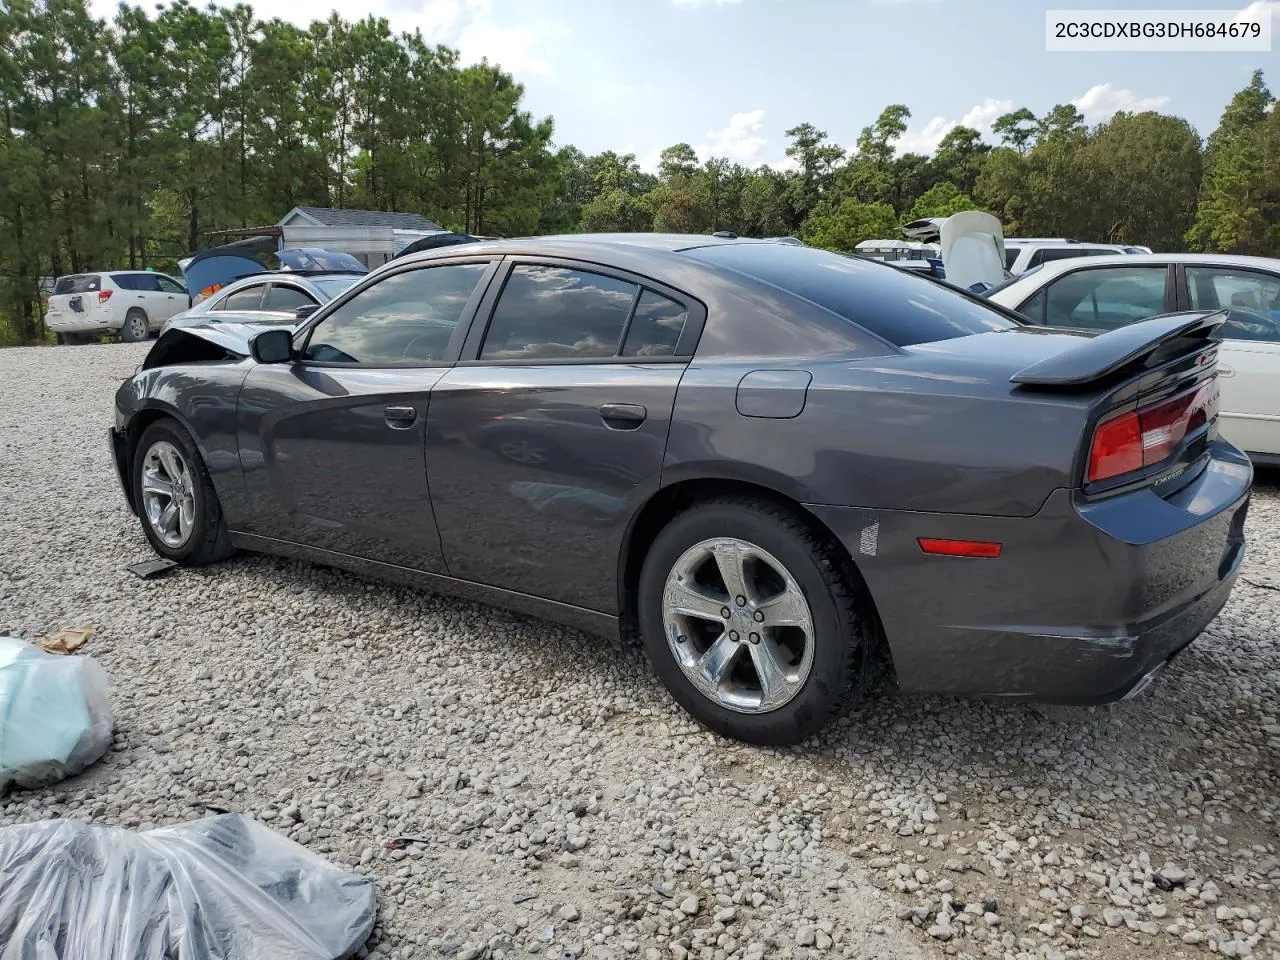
[
  {"left": 0, "top": 636, "right": 113, "bottom": 792},
  {"left": 0, "top": 814, "right": 376, "bottom": 960}
]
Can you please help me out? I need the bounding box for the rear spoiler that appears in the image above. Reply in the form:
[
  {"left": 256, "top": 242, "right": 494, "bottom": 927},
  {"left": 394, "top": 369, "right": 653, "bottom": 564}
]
[{"left": 1011, "top": 310, "right": 1227, "bottom": 388}]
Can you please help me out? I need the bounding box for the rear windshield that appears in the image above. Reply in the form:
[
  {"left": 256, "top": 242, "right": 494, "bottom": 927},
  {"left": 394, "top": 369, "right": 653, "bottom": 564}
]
[
  {"left": 683, "top": 243, "right": 1016, "bottom": 346},
  {"left": 53, "top": 275, "right": 101, "bottom": 295}
]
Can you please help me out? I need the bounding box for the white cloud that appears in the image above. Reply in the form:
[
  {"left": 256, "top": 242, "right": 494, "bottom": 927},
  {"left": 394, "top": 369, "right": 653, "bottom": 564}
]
[
  {"left": 695, "top": 109, "right": 768, "bottom": 163},
  {"left": 896, "top": 116, "right": 957, "bottom": 155},
  {"left": 456, "top": 19, "right": 553, "bottom": 75},
  {"left": 1235, "top": 1, "right": 1280, "bottom": 24},
  {"left": 672, "top": 0, "right": 744, "bottom": 6},
  {"left": 959, "top": 97, "right": 1015, "bottom": 136},
  {"left": 893, "top": 97, "right": 1013, "bottom": 155},
  {"left": 1071, "top": 83, "right": 1170, "bottom": 121},
  {"left": 91, "top": 0, "right": 558, "bottom": 78},
  {"left": 638, "top": 147, "right": 665, "bottom": 175}
]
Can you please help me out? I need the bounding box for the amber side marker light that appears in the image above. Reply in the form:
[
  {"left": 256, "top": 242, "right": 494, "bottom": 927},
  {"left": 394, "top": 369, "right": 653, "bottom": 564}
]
[{"left": 918, "top": 538, "right": 1002, "bottom": 559}]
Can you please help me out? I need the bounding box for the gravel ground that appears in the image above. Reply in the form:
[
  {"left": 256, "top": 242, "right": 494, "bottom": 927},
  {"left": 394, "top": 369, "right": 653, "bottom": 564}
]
[{"left": 1, "top": 341, "right": 1277, "bottom": 960}]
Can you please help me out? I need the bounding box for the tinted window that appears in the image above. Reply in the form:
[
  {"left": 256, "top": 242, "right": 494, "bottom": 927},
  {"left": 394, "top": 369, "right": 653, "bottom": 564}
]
[
  {"left": 1004, "top": 248, "right": 1020, "bottom": 270},
  {"left": 1018, "top": 289, "right": 1048, "bottom": 323},
  {"left": 683, "top": 243, "right": 1015, "bottom": 347},
  {"left": 216, "top": 285, "right": 265, "bottom": 311},
  {"left": 304, "top": 263, "right": 487, "bottom": 365},
  {"left": 54, "top": 275, "right": 101, "bottom": 294},
  {"left": 481, "top": 265, "right": 637, "bottom": 360},
  {"left": 1029, "top": 248, "right": 1098, "bottom": 267},
  {"left": 1187, "top": 267, "right": 1280, "bottom": 343},
  {"left": 156, "top": 276, "right": 186, "bottom": 294},
  {"left": 263, "top": 284, "right": 316, "bottom": 312},
  {"left": 126, "top": 273, "right": 160, "bottom": 292},
  {"left": 622, "top": 291, "right": 687, "bottom": 357},
  {"left": 1042, "top": 266, "right": 1168, "bottom": 331}
]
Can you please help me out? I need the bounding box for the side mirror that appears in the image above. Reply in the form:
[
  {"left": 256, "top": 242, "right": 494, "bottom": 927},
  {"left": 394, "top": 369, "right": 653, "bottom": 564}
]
[
  {"left": 295, "top": 304, "right": 320, "bottom": 321},
  {"left": 251, "top": 329, "right": 294, "bottom": 364}
]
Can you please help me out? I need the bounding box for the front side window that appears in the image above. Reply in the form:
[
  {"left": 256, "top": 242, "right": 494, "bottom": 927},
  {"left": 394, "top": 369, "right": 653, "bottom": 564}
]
[
  {"left": 1187, "top": 267, "right": 1280, "bottom": 343},
  {"left": 263, "top": 284, "right": 316, "bottom": 312},
  {"left": 156, "top": 276, "right": 186, "bottom": 295},
  {"left": 216, "top": 284, "right": 265, "bottom": 311},
  {"left": 481, "top": 265, "right": 638, "bottom": 361},
  {"left": 303, "top": 263, "right": 488, "bottom": 364},
  {"left": 1040, "top": 266, "right": 1168, "bottom": 331}
]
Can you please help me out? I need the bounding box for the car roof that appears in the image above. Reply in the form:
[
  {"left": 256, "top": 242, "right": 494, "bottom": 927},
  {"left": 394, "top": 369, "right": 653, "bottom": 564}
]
[
  {"left": 394, "top": 232, "right": 765, "bottom": 267},
  {"left": 1013, "top": 252, "right": 1280, "bottom": 281}
]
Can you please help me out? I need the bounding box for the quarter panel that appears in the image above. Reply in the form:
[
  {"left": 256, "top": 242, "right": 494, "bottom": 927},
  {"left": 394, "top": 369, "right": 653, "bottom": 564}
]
[{"left": 666, "top": 357, "right": 1084, "bottom": 517}]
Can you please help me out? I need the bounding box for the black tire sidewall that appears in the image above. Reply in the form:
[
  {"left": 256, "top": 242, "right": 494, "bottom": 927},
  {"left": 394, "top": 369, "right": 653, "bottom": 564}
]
[
  {"left": 132, "top": 420, "right": 211, "bottom": 563},
  {"left": 637, "top": 502, "right": 857, "bottom": 745},
  {"left": 122, "top": 310, "right": 148, "bottom": 342}
]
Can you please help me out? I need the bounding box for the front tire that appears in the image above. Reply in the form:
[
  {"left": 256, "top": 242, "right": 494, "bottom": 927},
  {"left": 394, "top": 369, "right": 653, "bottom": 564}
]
[
  {"left": 121, "top": 309, "right": 149, "bottom": 342},
  {"left": 132, "top": 419, "right": 234, "bottom": 565},
  {"left": 637, "top": 497, "right": 865, "bottom": 746}
]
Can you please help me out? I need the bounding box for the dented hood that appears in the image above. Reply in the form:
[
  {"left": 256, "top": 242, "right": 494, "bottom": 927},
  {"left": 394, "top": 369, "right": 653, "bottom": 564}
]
[{"left": 149, "top": 317, "right": 294, "bottom": 362}]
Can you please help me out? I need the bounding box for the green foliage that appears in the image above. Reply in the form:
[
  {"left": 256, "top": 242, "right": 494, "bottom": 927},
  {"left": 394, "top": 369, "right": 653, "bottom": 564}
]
[
  {"left": 907, "top": 182, "right": 976, "bottom": 220},
  {"left": 0, "top": 3, "right": 1272, "bottom": 343},
  {"left": 802, "top": 200, "right": 898, "bottom": 253}
]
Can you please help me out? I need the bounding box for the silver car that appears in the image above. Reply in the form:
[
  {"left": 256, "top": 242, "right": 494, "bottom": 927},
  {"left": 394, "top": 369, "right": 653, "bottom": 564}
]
[{"left": 161, "top": 272, "right": 365, "bottom": 334}]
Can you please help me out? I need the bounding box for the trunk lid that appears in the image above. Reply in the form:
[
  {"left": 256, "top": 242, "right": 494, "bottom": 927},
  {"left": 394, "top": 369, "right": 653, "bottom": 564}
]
[{"left": 902, "top": 311, "right": 1227, "bottom": 497}]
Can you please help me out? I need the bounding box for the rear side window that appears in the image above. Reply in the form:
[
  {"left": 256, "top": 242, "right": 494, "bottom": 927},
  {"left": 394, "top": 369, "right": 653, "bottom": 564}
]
[
  {"left": 116, "top": 273, "right": 160, "bottom": 292},
  {"left": 263, "top": 284, "right": 316, "bottom": 312},
  {"left": 1040, "top": 266, "right": 1168, "bottom": 330},
  {"left": 1004, "top": 248, "right": 1020, "bottom": 270},
  {"left": 216, "top": 284, "right": 265, "bottom": 311},
  {"left": 481, "top": 265, "right": 638, "bottom": 360},
  {"left": 53, "top": 275, "right": 101, "bottom": 294},
  {"left": 623, "top": 291, "right": 687, "bottom": 357},
  {"left": 683, "top": 243, "right": 1015, "bottom": 347}
]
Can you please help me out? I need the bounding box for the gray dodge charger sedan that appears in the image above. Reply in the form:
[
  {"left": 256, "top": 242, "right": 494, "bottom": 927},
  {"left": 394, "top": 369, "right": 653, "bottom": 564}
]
[{"left": 109, "top": 234, "right": 1250, "bottom": 745}]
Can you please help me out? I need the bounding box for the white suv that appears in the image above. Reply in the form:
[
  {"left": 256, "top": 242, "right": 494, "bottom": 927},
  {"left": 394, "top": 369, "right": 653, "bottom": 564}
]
[
  {"left": 1004, "top": 240, "right": 1151, "bottom": 275},
  {"left": 45, "top": 271, "right": 190, "bottom": 344}
]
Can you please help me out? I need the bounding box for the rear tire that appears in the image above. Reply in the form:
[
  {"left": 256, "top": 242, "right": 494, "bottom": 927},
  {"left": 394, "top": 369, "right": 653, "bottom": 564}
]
[
  {"left": 121, "top": 309, "right": 149, "bottom": 342},
  {"left": 132, "top": 419, "right": 235, "bottom": 566},
  {"left": 637, "top": 497, "right": 865, "bottom": 746}
]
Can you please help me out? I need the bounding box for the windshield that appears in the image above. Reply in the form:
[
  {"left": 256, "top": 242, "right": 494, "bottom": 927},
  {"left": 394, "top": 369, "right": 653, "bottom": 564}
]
[
  {"left": 310, "top": 276, "right": 363, "bottom": 300},
  {"left": 684, "top": 242, "right": 1018, "bottom": 346}
]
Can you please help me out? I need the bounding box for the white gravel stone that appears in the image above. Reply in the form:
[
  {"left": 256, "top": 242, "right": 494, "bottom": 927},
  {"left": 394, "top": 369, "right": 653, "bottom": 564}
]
[{"left": 3, "top": 342, "right": 1280, "bottom": 960}]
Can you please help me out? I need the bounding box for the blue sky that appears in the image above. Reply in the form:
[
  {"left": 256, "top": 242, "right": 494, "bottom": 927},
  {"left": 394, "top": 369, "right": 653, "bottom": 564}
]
[{"left": 92, "top": 0, "right": 1279, "bottom": 168}]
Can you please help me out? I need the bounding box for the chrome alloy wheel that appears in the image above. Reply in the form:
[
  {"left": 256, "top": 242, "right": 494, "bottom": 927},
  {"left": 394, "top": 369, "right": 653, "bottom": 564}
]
[
  {"left": 141, "top": 440, "right": 195, "bottom": 548},
  {"left": 661, "top": 537, "right": 815, "bottom": 714}
]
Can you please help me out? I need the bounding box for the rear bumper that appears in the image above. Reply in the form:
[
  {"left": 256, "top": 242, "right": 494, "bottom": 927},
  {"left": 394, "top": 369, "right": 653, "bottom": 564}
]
[
  {"left": 46, "top": 312, "right": 121, "bottom": 334},
  {"left": 808, "top": 441, "right": 1252, "bottom": 703}
]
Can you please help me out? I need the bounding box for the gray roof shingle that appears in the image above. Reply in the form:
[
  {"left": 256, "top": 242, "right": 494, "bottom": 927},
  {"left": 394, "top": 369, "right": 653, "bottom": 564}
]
[{"left": 291, "top": 207, "right": 443, "bottom": 231}]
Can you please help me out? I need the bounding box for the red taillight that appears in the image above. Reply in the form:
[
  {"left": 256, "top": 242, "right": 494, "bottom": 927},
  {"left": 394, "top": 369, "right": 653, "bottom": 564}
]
[
  {"left": 1087, "top": 410, "right": 1143, "bottom": 483},
  {"left": 1087, "top": 378, "right": 1219, "bottom": 484},
  {"left": 918, "top": 538, "right": 1002, "bottom": 559},
  {"left": 97, "top": 289, "right": 112, "bottom": 304}
]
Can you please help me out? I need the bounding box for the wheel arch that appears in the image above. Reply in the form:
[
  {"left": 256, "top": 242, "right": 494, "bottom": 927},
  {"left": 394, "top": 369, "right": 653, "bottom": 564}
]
[{"left": 617, "top": 476, "right": 890, "bottom": 670}]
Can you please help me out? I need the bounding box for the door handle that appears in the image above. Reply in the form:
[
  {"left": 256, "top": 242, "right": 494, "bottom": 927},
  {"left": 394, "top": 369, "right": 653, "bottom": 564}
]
[
  {"left": 1218, "top": 364, "right": 1235, "bottom": 377},
  {"left": 600, "top": 402, "right": 646, "bottom": 430},
  {"left": 384, "top": 405, "right": 417, "bottom": 428}
]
